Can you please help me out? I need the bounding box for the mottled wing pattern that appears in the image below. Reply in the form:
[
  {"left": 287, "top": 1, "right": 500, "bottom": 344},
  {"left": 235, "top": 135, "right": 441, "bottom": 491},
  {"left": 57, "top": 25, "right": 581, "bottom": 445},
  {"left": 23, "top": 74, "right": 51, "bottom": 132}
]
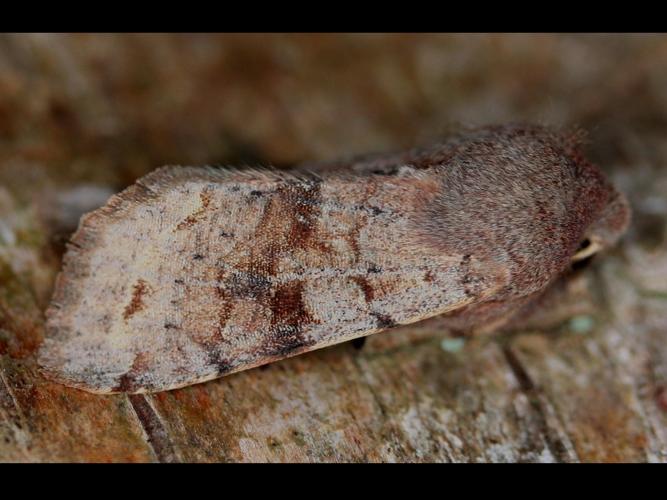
[{"left": 40, "top": 166, "right": 506, "bottom": 393}]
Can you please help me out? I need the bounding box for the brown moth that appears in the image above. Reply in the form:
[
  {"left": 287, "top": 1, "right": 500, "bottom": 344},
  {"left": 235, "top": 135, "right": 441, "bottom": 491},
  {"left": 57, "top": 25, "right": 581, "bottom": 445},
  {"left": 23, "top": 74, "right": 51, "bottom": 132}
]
[{"left": 39, "top": 124, "right": 630, "bottom": 394}]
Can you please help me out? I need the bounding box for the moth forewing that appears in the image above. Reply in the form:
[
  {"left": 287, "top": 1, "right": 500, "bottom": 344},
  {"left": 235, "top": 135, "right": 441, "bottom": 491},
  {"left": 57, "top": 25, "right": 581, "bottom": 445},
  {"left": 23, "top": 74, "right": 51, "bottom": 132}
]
[{"left": 39, "top": 166, "right": 501, "bottom": 394}]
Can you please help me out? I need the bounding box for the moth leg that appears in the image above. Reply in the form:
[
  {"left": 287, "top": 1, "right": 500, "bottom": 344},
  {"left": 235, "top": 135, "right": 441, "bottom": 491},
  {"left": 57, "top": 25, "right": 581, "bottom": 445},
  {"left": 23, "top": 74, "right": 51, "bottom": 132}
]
[{"left": 351, "top": 336, "right": 367, "bottom": 350}]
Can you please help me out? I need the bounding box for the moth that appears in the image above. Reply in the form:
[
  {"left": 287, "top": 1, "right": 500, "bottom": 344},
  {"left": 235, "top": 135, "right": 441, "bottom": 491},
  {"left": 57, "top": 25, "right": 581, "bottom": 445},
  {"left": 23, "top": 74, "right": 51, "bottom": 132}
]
[{"left": 39, "top": 124, "right": 630, "bottom": 394}]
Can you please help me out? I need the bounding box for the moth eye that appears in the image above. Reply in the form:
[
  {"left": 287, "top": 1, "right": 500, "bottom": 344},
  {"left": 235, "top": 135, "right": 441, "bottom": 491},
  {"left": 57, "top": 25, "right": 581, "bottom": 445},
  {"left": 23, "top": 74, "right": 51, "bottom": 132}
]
[{"left": 572, "top": 237, "right": 602, "bottom": 265}]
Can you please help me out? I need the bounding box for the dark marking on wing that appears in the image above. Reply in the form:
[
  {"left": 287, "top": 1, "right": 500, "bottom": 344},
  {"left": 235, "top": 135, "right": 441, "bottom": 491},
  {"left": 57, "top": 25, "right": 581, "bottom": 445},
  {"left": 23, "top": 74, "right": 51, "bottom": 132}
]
[
  {"left": 280, "top": 178, "right": 322, "bottom": 247},
  {"left": 351, "top": 276, "right": 375, "bottom": 303},
  {"left": 206, "top": 177, "right": 326, "bottom": 365},
  {"left": 266, "top": 326, "right": 312, "bottom": 359},
  {"left": 176, "top": 190, "right": 212, "bottom": 230},
  {"left": 371, "top": 312, "right": 397, "bottom": 329},
  {"left": 123, "top": 279, "right": 150, "bottom": 320},
  {"left": 262, "top": 280, "right": 318, "bottom": 357},
  {"left": 346, "top": 231, "right": 361, "bottom": 261},
  {"left": 270, "top": 281, "right": 310, "bottom": 326},
  {"left": 208, "top": 348, "right": 233, "bottom": 376},
  {"left": 244, "top": 177, "right": 324, "bottom": 276},
  {"left": 227, "top": 271, "right": 272, "bottom": 299}
]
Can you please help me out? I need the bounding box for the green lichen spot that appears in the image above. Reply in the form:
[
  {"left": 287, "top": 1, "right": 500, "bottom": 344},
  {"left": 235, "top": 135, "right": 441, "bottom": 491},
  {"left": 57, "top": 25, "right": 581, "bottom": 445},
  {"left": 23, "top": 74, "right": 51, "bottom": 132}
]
[
  {"left": 440, "top": 337, "right": 466, "bottom": 353},
  {"left": 569, "top": 314, "right": 595, "bottom": 334}
]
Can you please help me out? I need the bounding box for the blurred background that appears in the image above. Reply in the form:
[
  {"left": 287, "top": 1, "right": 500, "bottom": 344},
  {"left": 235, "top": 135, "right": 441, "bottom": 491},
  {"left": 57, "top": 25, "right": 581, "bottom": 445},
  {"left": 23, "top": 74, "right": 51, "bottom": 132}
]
[
  {"left": 1, "top": 33, "right": 665, "bottom": 182},
  {"left": 1, "top": 34, "right": 666, "bottom": 462}
]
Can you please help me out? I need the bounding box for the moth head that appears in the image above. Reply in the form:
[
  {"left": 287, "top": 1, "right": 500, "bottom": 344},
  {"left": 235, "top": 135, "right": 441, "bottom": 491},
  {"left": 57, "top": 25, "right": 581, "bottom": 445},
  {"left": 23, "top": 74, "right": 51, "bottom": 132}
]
[{"left": 572, "top": 183, "right": 631, "bottom": 264}]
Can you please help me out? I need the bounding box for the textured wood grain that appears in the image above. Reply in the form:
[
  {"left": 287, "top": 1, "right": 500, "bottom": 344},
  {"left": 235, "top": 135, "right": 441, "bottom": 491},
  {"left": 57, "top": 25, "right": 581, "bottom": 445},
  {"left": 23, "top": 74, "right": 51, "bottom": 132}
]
[{"left": 1, "top": 33, "right": 666, "bottom": 462}]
